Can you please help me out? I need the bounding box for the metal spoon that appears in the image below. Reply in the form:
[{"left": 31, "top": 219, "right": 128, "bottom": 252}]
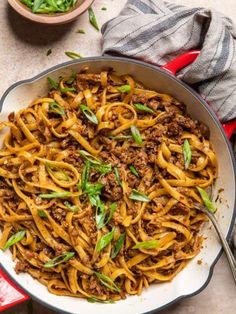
[{"left": 194, "top": 202, "right": 236, "bottom": 284}]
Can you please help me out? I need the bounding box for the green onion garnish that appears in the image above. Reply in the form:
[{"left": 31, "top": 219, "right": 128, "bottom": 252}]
[
  {"left": 60, "top": 87, "right": 77, "bottom": 93},
  {"left": 133, "top": 240, "right": 158, "bottom": 250},
  {"left": 88, "top": 7, "right": 100, "bottom": 31},
  {"left": 22, "top": 0, "right": 78, "bottom": 14},
  {"left": 134, "top": 103, "right": 154, "bottom": 114},
  {"left": 81, "top": 161, "right": 90, "bottom": 191},
  {"left": 65, "top": 51, "right": 82, "bottom": 60},
  {"left": 80, "top": 104, "right": 98, "bottom": 124},
  {"left": 47, "top": 77, "right": 58, "bottom": 89},
  {"left": 38, "top": 210, "right": 47, "bottom": 218},
  {"left": 77, "top": 29, "right": 85, "bottom": 34},
  {"left": 95, "top": 227, "right": 115, "bottom": 253},
  {"left": 129, "top": 189, "right": 150, "bottom": 202},
  {"left": 129, "top": 165, "right": 139, "bottom": 177},
  {"left": 196, "top": 187, "right": 216, "bottom": 213},
  {"left": 94, "top": 271, "right": 120, "bottom": 293},
  {"left": 117, "top": 85, "right": 131, "bottom": 93},
  {"left": 43, "top": 252, "right": 75, "bottom": 268},
  {"left": 183, "top": 139, "right": 192, "bottom": 169},
  {"left": 46, "top": 48, "right": 52, "bottom": 56},
  {"left": 39, "top": 191, "right": 71, "bottom": 199},
  {"left": 114, "top": 167, "right": 122, "bottom": 187},
  {"left": 111, "top": 232, "right": 125, "bottom": 259},
  {"left": 2, "top": 230, "right": 26, "bottom": 251},
  {"left": 64, "top": 201, "right": 80, "bottom": 212},
  {"left": 131, "top": 125, "right": 143, "bottom": 145},
  {"left": 49, "top": 102, "right": 65, "bottom": 115}
]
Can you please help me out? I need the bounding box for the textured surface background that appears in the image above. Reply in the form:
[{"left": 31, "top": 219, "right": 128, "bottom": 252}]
[{"left": 1, "top": 0, "right": 236, "bottom": 313}]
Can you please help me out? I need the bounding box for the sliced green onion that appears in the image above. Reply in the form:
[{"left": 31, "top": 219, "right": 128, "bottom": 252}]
[
  {"left": 111, "top": 232, "right": 125, "bottom": 259},
  {"left": 95, "top": 227, "right": 115, "bottom": 253},
  {"left": 81, "top": 161, "right": 90, "bottom": 191},
  {"left": 2, "top": 230, "right": 26, "bottom": 251},
  {"left": 80, "top": 104, "right": 98, "bottom": 124},
  {"left": 95, "top": 199, "right": 106, "bottom": 229},
  {"left": 183, "top": 139, "right": 192, "bottom": 170},
  {"left": 117, "top": 85, "right": 131, "bottom": 93},
  {"left": 38, "top": 210, "right": 47, "bottom": 218},
  {"left": 134, "top": 103, "right": 154, "bottom": 114},
  {"left": 131, "top": 125, "right": 143, "bottom": 145},
  {"left": 114, "top": 167, "right": 122, "bottom": 187},
  {"left": 64, "top": 201, "right": 80, "bottom": 212},
  {"left": 129, "top": 165, "right": 139, "bottom": 177},
  {"left": 77, "top": 29, "right": 85, "bottom": 34},
  {"left": 94, "top": 271, "right": 120, "bottom": 293},
  {"left": 49, "top": 102, "right": 65, "bottom": 115},
  {"left": 93, "top": 164, "right": 112, "bottom": 175},
  {"left": 43, "top": 252, "right": 75, "bottom": 268},
  {"left": 105, "top": 202, "right": 117, "bottom": 224},
  {"left": 66, "top": 74, "right": 76, "bottom": 84},
  {"left": 85, "top": 182, "right": 103, "bottom": 195},
  {"left": 47, "top": 77, "right": 58, "bottom": 89},
  {"left": 101, "top": 7, "right": 107, "bottom": 11},
  {"left": 65, "top": 51, "right": 82, "bottom": 60},
  {"left": 32, "top": 0, "right": 44, "bottom": 13},
  {"left": 60, "top": 87, "right": 77, "bottom": 93},
  {"left": 79, "top": 150, "right": 101, "bottom": 165},
  {"left": 133, "top": 240, "right": 158, "bottom": 250},
  {"left": 129, "top": 189, "right": 150, "bottom": 202},
  {"left": 46, "top": 164, "right": 70, "bottom": 181},
  {"left": 39, "top": 191, "right": 71, "bottom": 199},
  {"left": 46, "top": 48, "right": 52, "bottom": 56},
  {"left": 196, "top": 187, "right": 216, "bottom": 213},
  {"left": 87, "top": 297, "right": 114, "bottom": 303},
  {"left": 88, "top": 7, "right": 100, "bottom": 31}
]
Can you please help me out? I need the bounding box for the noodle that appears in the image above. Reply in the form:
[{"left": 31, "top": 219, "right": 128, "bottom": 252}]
[{"left": 0, "top": 70, "right": 217, "bottom": 301}]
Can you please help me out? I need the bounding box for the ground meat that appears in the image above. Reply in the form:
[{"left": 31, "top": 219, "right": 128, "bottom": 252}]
[
  {"left": 8, "top": 112, "right": 15, "bottom": 122},
  {"left": 147, "top": 99, "right": 163, "bottom": 110},
  {"left": 100, "top": 172, "right": 123, "bottom": 201},
  {"left": 175, "top": 115, "right": 196, "bottom": 131},
  {"left": 127, "top": 172, "right": 140, "bottom": 189},
  {"left": 51, "top": 207, "right": 67, "bottom": 225},
  {"left": 166, "top": 121, "right": 183, "bottom": 137},
  {"left": 198, "top": 122, "right": 210, "bottom": 139},
  {"left": 15, "top": 260, "right": 29, "bottom": 274},
  {"left": 131, "top": 94, "right": 149, "bottom": 104},
  {"left": 144, "top": 124, "right": 166, "bottom": 143},
  {"left": 100, "top": 151, "right": 121, "bottom": 167}
]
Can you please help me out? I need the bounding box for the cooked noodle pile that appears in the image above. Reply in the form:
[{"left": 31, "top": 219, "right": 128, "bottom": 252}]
[{"left": 0, "top": 71, "right": 217, "bottom": 301}]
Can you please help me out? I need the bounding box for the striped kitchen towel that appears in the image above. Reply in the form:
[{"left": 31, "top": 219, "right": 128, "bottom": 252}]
[{"left": 101, "top": 0, "right": 236, "bottom": 123}]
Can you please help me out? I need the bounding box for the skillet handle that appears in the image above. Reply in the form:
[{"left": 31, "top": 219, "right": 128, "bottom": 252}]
[
  {"left": 0, "top": 267, "right": 29, "bottom": 311},
  {"left": 161, "top": 50, "right": 236, "bottom": 139}
]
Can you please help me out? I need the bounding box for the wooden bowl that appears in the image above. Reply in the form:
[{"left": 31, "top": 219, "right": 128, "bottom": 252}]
[{"left": 8, "top": 0, "right": 94, "bottom": 25}]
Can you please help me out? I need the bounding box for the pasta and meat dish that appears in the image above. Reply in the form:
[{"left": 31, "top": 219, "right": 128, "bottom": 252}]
[{"left": 0, "top": 70, "right": 217, "bottom": 302}]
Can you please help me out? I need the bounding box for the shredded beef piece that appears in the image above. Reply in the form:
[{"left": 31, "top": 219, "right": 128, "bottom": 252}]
[
  {"left": 101, "top": 172, "right": 123, "bottom": 201},
  {"left": 15, "top": 260, "right": 29, "bottom": 274}
]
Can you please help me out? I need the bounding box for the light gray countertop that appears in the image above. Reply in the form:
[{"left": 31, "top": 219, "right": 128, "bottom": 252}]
[{"left": 1, "top": 0, "right": 236, "bottom": 313}]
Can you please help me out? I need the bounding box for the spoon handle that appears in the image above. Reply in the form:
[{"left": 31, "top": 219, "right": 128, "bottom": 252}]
[{"left": 207, "top": 211, "right": 236, "bottom": 283}]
